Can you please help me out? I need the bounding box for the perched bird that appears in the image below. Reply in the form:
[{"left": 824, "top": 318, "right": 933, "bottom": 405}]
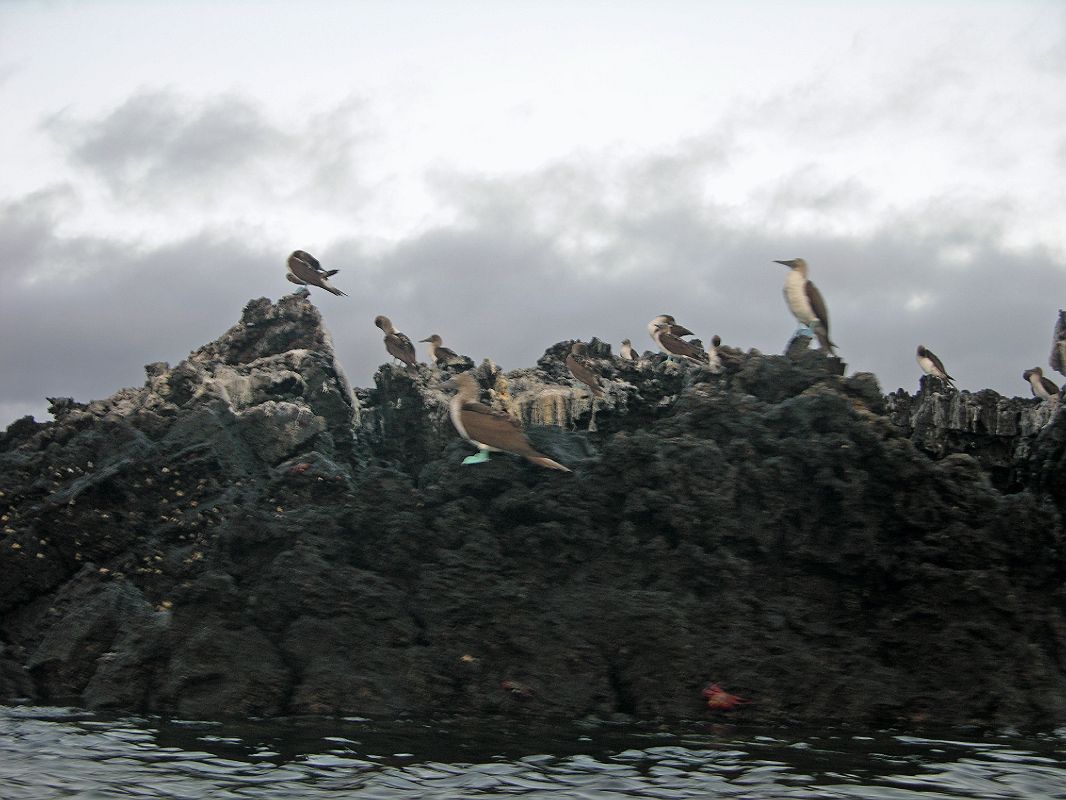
[
  {"left": 916, "top": 345, "right": 956, "bottom": 388},
  {"left": 419, "top": 334, "right": 465, "bottom": 367},
  {"left": 652, "top": 322, "right": 707, "bottom": 365},
  {"left": 286, "top": 250, "right": 347, "bottom": 297},
  {"left": 647, "top": 314, "right": 694, "bottom": 344},
  {"left": 619, "top": 339, "right": 638, "bottom": 362},
  {"left": 441, "top": 373, "right": 571, "bottom": 471},
  {"left": 374, "top": 315, "right": 418, "bottom": 373},
  {"left": 1051, "top": 310, "right": 1066, "bottom": 379},
  {"left": 1023, "top": 367, "right": 1059, "bottom": 401},
  {"left": 774, "top": 258, "right": 836, "bottom": 353},
  {"left": 566, "top": 342, "right": 604, "bottom": 398},
  {"left": 707, "top": 334, "right": 723, "bottom": 373}
]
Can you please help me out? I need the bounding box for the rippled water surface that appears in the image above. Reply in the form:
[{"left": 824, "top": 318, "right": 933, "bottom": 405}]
[{"left": 3, "top": 705, "right": 1066, "bottom": 799}]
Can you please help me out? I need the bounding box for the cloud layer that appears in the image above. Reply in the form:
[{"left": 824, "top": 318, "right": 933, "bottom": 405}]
[{"left": 3, "top": 0, "right": 1066, "bottom": 426}]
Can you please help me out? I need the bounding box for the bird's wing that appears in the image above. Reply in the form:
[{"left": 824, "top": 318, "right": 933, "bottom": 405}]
[
  {"left": 386, "top": 333, "right": 417, "bottom": 366},
  {"left": 294, "top": 250, "right": 323, "bottom": 271},
  {"left": 1041, "top": 376, "right": 1060, "bottom": 396},
  {"left": 566, "top": 355, "right": 604, "bottom": 394},
  {"left": 668, "top": 323, "right": 694, "bottom": 337},
  {"left": 805, "top": 280, "right": 830, "bottom": 332},
  {"left": 928, "top": 351, "right": 953, "bottom": 380},
  {"left": 437, "top": 346, "right": 461, "bottom": 363},
  {"left": 459, "top": 403, "right": 544, "bottom": 457},
  {"left": 288, "top": 257, "right": 325, "bottom": 286},
  {"left": 660, "top": 332, "right": 704, "bottom": 360}
]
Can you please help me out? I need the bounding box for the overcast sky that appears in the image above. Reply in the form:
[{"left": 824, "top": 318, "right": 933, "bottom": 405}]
[{"left": 2, "top": 1, "right": 1065, "bottom": 426}]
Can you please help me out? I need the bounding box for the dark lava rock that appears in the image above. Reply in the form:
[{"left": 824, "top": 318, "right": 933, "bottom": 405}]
[{"left": 1, "top": 294, "right": 1065, "bottom": 729}]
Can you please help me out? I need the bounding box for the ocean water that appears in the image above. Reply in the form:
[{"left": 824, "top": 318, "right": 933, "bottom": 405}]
[{"left": 2, "top": 705, "right": 1065, "bottom": 799}]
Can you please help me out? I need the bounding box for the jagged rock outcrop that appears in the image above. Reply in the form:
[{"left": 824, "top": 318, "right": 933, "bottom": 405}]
[
  {"left": 886, "top": 377, "right": 1058, "bottom": 491},
  {"left": 2, "top": 294, "right": 1065, "bottom": 729}
]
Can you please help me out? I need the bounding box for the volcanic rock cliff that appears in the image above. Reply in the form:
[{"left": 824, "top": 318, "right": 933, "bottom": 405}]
[{"left": 1, "top": 293, "right": 1065, "bottom": 728}]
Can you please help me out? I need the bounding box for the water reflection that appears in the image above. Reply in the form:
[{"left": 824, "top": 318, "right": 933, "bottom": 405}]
[{"left": 2, "top": 705, "right": 1065, "bottom": 799}]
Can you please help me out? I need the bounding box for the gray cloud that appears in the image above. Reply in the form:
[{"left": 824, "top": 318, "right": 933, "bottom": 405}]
[
  {"left": 4, "top": 108, "right": 1065, "bottom": 430},
  {"left": 44, "top": 91, "right": 374, "bottom": 210}
]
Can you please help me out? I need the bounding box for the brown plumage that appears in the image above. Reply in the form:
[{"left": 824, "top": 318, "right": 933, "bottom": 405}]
[
  {"left": 286, "top": 250, "right": 347, "bottom": 297},
  {"left": 916, "top": 345, "right": 955, "bottom": 387},
  {"left": 647, "top": 314, "right": 694, "bottom": 342},
  {"left": 566, "top": 342, "right": 604, "bottom": 397},
  {"left": 776, "top": 258, "right": 836, "bottom": 354},
  {"left": 374, "top": 315, "right": 418, "bottom": 372},
  {"left": 1052, "top": 311, "right": 1066, "bottom": 378},
  {"left": 419, "top": 334, "right": 465, "bottom": 366},
  {"left": 652, "top": 323, "right": 706, "bottom": 363},
  {"left": 443, "top": 373, "right": 570, "bottom": 471},
  {"left": 1023, "top": 367, "right": 1059, "bottom": 401}
]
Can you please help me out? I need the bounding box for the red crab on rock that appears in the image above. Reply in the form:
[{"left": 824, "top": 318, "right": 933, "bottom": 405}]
[{"left": 702, "top": 683, "right": 749, "bottom": 711}]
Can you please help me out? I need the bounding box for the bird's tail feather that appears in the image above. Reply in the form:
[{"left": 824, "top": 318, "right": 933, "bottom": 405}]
[
  {"left": 323, "top": 269, "right": 339, "bottom": 277},
  {"left": 527, "top": 455, "right": 572, "bottom": 472},
  {"left": 325, "top": 285, "right": 347, "bottom": 297}
]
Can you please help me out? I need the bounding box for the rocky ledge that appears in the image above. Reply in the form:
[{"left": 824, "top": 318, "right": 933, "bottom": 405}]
[{"left": 1, "top": 293, "right": 1065, "bottom": 728}]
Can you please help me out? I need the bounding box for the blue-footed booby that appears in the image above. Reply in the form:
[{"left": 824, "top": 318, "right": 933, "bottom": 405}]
[
  {"left": 774, "top": 258, "right": 835, "bottom": 353},
  {"left": 916, "top": 345, "right": 955, "bottom": 388},
  {"left": 652, "top": 322, "right": 707, "bottom": 365},
  {"left": 1052, "top": 311, "right": 1066, "bottom": 378},
  {"left": 647, "top": 314, "right": 693, "bottom": 344},
  {"left": 441, "top": 373, "right": 571, "bottom": 471},
  {"left": 1023, "top": 367, "right": 1059, "bottom": 401},
  {"left": 707, "top": 335, "right": 723, "bottom": 373},
  {"left": 419, "top": 334, "right": 465, "bottom": 367},
  {"left": 374, "top": 315, "right": 418, "bottom": 373},
  {"left": 620, "top": 339, "right": 638, "bottom": 361},
  {"left": 286, "top": 250, "right": 347, "bottom": 297},
  {"left": 566, "top": 343, "right": 604, "bottom": 398}
]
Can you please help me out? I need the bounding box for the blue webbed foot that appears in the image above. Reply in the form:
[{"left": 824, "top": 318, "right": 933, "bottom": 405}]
[{"left": 461, "top": 451, "right": 490, "bottom": 465}]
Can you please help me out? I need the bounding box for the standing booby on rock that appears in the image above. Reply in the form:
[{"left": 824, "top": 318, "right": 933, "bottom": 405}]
[
  {"left": 620, "top": 339, "right": 638, "bottom": 362},
  {"left": 286, "top": 250, "right": 347, "bottom": 297},
  {"left": 652, "top": 322, "right": 707, "bottom": 365},
  {"left": 774, "top": 258, "right": 835, "bottom": 353},
  {"left": 916, "top": 345, "right": 955, "bottom": 388},
  {"left": 1052, "top": 311, "right": 1066, "bottom": 378},
  {"left": 707, "top": 335, "right": 723, "bottom": 373},
  {"left": 1023, "top": 367, "right": 1059, "bottom": 401},
  {"left": 419, "top": 334, "right": 464, "bottom": 368},
  {"left": 442, "top": 373, "right": 571, "bottom": 471},
  {"left": 374, "top": 315, "right": 418, "bottom": 373},
  {"left": 647, "top": 315, "right": 694, "bottom": 344},
  {"left": 566, "top": 343, "right": 604, "bottom": 398}
]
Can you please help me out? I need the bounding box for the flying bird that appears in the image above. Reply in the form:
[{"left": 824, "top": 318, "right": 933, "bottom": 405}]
[
  {"left": 651, "top": 322, "right": 707, "bottom": 365},
  {"left": 441, "top": 373, "right": 571, "bottom": 471},
  {"left": 566, "top": 342, "right": 604, "bottom": 398},
  {"left": 916, "top": 345, "right": 956, "bottom": 388},
  {"left": 774, "top": 258, "right": 836, "bottom": 353},
  {"left": 419, "top": 334, "right": 465, "bottom": 368},
  {"left": 1023, "top": 367, "right": 1059, "bottom": 401},
  {"left": 619, "top": 339, "right": 638, "bottom": 362},
  {"left": 286, "top": 250, "right": 346, "bottom": 297},
  {"left": 374, "top": 315, "right": 418, "bottom": 373}
]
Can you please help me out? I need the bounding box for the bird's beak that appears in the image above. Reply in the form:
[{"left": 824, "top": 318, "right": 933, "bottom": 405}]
[
  {"left": 418, "top": 337, "right": 431, "bottom": 342},
  {"left": 774, "top": 260, "right": 795, "bottom": 267}
]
